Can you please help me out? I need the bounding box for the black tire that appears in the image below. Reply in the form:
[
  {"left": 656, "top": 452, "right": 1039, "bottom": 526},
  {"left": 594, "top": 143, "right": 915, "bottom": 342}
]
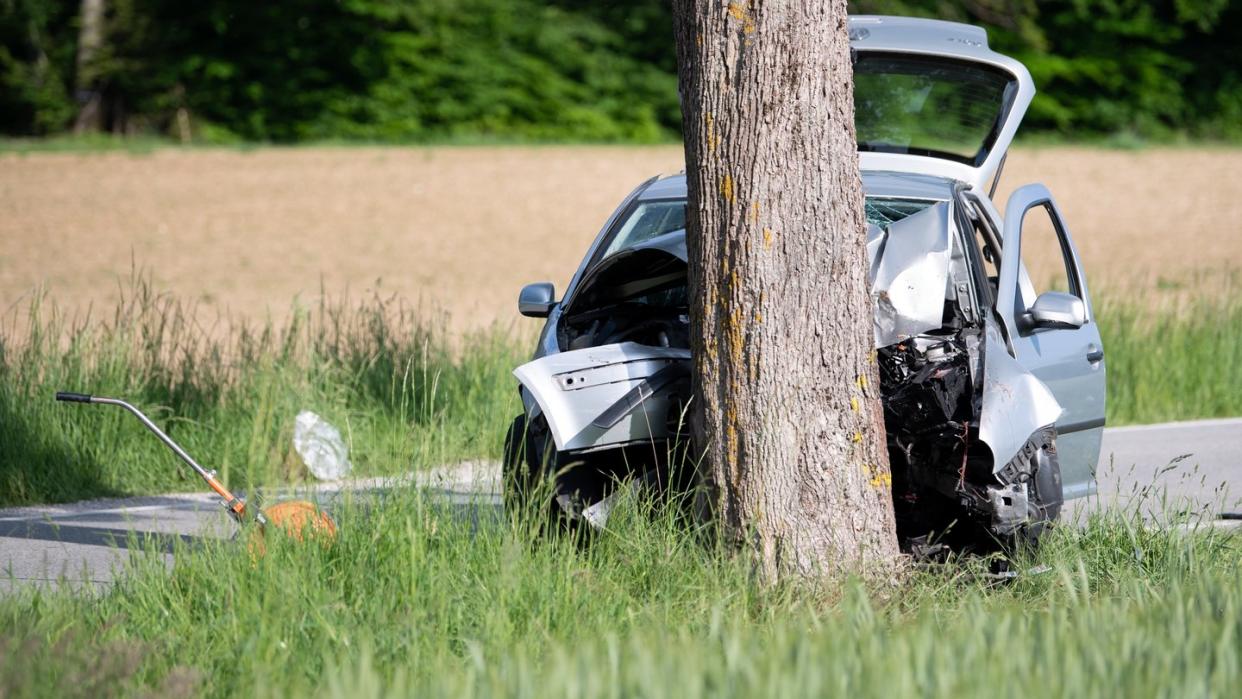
[
  {"left": 502, "top": 414, "right": 527, "bottom": 480},
  {"left": 1015, "top": 428, "right": 1064, "bottom": 548},
  {"left": 502, "top": 414, "right": 537, "bottom": 509},
  {"left": 502, "top": 413, "right": 570, "bottom": 531}
]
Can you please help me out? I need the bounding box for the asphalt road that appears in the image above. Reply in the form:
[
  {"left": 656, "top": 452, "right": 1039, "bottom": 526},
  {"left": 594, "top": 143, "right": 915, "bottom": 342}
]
[
  {"left": 2, "top": 420, "right": 1239, "bottom": 592},
  {"left": 0, "top": 461, "right": 502, "bottom": 593},
  {"left": 1066, "top": 417, "right": 1242, "bottom": 521}
]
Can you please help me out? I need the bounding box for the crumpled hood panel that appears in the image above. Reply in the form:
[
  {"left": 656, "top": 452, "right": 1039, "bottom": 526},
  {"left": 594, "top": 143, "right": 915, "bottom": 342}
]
[
  {"left": 569, "top": 201, "right": 954, "bottom": 352},
  {"left": 868, "top": 201, "right": 952, "bottom": 348},
  {"left": 978, "top": 320, "right": 1063, "bottom": 471}
]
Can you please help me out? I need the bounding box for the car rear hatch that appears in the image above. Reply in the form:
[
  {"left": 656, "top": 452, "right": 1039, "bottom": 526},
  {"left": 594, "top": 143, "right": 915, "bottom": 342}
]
[{"left": 849, "top": 15, "right": 1034, "bottom": 192}]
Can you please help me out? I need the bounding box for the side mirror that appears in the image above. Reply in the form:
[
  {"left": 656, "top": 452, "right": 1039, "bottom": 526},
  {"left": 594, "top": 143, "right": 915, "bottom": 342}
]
[
  {"left": 1024, "top": 291, "right": 1086, "bottom": 330},
  {"left": 518, "top": 282, "right": 556, "bottom": 318}
]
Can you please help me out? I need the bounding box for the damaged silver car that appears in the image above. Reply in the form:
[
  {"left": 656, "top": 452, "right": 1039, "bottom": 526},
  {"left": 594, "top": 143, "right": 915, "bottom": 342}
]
[{"left": 504, "top": 16, "right": 1106, "bottom": 549}]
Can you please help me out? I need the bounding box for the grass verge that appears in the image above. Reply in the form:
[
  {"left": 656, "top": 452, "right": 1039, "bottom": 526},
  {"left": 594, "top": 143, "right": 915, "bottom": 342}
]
[
  {"left": 0, "top": 280, "right": 527, "bottom": 507},
  {"left": 0, "top": 487, "right": 1238, "bottom": 697},
  {"left": 1097, "top": 278, "right": 1242, "bottom": 425},
  {"left": 1, "top": 280, "right": 1238, "bottom": 507}
]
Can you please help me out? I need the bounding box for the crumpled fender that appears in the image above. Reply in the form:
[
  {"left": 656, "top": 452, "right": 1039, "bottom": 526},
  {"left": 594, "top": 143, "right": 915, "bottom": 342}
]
[{"left": 978, "top": 320, "right": 1062, "bottom": 471}]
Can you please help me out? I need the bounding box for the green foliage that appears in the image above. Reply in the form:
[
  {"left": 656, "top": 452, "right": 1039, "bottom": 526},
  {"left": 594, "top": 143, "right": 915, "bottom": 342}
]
[
  {"left": 3, "top": 0, "right": 1241, "bottom": 142},
  {"left": 0, "top": 0, "right": 77, "bottom": 134},
  {"left": 0, "top": 0, "right": 680, "bottom": 142}
]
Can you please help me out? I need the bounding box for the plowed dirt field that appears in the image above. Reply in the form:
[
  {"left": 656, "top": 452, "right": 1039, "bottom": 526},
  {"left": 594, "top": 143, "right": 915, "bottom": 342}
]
[{"left": 3, "top": 146, "right": 1238, "bottom": 332}]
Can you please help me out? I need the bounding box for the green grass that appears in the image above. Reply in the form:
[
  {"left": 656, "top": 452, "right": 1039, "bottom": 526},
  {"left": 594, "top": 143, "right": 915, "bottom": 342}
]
[
  {"left": 1097, "top": 280, "right": 1242, "bottom": 425},
  {"left": 1, "top": 279, "right": 1239, "bottom": 508},
  {"left": 0, "top": 281, "right": 528, "bottom": 507},
  {"left": 0, "top": 485, "right": 1238, "bottom": 698},
  {"left": 2, "top": 280, "right": 1240, "bottom": 696}
]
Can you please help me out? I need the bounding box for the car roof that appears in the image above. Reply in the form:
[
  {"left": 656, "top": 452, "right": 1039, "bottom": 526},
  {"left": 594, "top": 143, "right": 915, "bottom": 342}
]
[{"left": 637, "top": 171, "right": 956, "bottom": 203}]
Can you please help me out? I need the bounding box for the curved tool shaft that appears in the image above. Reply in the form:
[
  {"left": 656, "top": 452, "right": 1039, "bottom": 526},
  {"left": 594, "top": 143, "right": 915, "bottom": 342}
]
[{"left": 55, "top": 391, "right": 263, "bottom": 525}]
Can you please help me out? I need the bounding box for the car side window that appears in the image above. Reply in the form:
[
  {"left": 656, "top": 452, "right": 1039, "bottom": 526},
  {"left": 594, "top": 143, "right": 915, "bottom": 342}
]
[{"left": 1016, "top": 204, "right": 1075, "bottom": 307}]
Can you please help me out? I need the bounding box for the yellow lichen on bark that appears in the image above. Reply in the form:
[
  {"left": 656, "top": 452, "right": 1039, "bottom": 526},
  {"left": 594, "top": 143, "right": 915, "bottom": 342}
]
[
  {"left": 726, "top": 2, "right": 756, "bottom": 34},
  {"left": 860, "top": 463, "right": 893, "bottom": 489},
  {"left": 726, "top": 305, "right": 745, "bottom": 366},
  {"left": 720, "top": 174, "right": 736, "bottom": 204}
]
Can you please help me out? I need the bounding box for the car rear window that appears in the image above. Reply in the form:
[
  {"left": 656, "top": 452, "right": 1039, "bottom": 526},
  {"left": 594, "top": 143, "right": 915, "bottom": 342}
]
[{"left": 854, "top": 53, "right": 1017, "bottom": 166}]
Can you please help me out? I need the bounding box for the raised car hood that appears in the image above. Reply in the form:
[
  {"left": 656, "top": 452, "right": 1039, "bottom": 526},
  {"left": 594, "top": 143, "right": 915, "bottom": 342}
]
[{"left": 869, "top": 201, "right": 952, "bottom": 347}]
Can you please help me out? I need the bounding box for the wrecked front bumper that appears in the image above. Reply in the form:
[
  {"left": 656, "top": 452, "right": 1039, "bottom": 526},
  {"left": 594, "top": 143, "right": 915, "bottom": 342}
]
[{"left": 514, "top": 342, "right": 691, "bottom": 453}]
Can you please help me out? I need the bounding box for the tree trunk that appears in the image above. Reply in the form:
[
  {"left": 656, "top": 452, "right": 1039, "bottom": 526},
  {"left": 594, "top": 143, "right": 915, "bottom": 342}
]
[
  {"left": 672, "top": 0, "right": 900, "bottom": 579},
  {"left": 73, "top": 0, "right": 106, "bottom": 134}
]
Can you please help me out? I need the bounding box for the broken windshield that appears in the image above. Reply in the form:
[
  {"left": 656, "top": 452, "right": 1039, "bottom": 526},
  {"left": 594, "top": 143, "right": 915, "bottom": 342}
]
[
  {"left": 865, "top": 198, "right": 934, "bottom": 227},
  {"left": 854, "top": 53, "right": 1017, "bottom": 166}
]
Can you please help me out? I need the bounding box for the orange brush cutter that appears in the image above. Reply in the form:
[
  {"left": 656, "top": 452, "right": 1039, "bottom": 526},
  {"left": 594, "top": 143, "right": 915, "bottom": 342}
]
[{"left": 55, "top": 391, "right": 336, "bottom": 541}]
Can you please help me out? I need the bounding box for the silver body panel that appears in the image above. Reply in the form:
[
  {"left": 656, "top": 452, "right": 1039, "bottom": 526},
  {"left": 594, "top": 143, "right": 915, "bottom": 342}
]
[
  {"left": 515, "top": 343, "right": 689, "bottom": 453},
  {"left": 978, "top": 319, "right": 1064, "bottom": 472},
  {"left": 870, "top": 201, "right": 953, "bottom": 348}
]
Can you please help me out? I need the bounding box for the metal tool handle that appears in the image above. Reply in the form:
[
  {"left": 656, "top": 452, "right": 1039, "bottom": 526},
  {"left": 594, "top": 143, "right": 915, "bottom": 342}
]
[
  {"left": 59, "top": 392, "right": 214, "bottom": 481},
  {"left": 55, "top": 390, "right": 254, "bottom": 524}
]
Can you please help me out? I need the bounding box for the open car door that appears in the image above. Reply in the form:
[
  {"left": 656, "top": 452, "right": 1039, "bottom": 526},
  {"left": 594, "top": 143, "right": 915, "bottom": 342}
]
[{"left": 996, "top": 184, "right": 1107, "bottom": 498}]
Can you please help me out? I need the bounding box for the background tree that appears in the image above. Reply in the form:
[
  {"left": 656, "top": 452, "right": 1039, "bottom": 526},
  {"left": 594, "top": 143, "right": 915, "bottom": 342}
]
[
  {"left": 71, "top": 0, "right": 104, "bottom": 132},
  {"left": 2, "top": 0, "right": 1240, "bottom": 141},
  {"left": 672, "top": 0, "right": 900, "bottom": 579}
]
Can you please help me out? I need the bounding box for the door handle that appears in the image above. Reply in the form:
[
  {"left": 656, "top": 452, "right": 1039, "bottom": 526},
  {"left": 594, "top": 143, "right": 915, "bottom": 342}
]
[{"left": 1086, "top": 349, "right": 1104, "bottom": 363}]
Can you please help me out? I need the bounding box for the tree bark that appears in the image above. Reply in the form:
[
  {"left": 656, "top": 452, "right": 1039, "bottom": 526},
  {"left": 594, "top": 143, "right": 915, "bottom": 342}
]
[
  {"left": 73, "top": 0, "right": 106, "bottom": 134},
  {"left": 672, "top": 0, "right": 900, "bottom": 579}
]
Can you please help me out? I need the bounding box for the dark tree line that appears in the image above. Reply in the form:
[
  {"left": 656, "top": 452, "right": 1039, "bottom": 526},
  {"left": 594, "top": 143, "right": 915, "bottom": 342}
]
[{"left": 1, "top": 0, "right": 1238, "bottom": 142}]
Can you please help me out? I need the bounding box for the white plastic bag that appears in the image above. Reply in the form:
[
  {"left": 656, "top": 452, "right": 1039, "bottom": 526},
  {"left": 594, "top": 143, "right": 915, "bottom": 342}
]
[{"left": 293, "top": 410, "right": 352, "bottom": 481}]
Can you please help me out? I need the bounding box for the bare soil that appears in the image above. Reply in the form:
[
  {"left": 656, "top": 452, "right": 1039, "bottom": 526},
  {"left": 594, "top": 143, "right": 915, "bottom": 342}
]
[{"left": 2, "top": 145, "right": 1238, "bottom": 333}]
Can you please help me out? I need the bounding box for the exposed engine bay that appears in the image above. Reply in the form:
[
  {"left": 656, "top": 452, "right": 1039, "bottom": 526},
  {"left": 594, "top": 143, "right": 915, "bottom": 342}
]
[{"left": 513, "top": 198, "right": 1065, "bottom": 549}]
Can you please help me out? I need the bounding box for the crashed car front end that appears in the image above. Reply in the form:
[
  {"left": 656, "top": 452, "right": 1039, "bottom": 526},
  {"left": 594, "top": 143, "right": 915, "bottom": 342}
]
[
  {"left": 507, "top": 15, "right": 1102, "bottom": 548},
  {"left": 512, "top": 188, "right": 1066, "bottom": 547}
]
